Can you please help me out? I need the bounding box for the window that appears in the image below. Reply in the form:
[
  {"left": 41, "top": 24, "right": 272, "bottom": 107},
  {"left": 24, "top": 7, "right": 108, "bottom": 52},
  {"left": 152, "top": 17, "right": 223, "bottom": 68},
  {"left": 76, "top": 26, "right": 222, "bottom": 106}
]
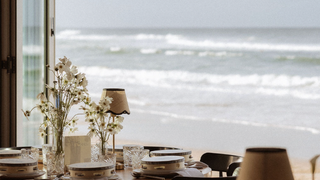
[
  {"left": 55, "top": 2, "right": 320, "bottom": 174},
  {"left": 15, "top": 0, "right": 55, "bottom": 146},
  {"left": 21, "top": 0, "right": 45, "bottom": 146}
]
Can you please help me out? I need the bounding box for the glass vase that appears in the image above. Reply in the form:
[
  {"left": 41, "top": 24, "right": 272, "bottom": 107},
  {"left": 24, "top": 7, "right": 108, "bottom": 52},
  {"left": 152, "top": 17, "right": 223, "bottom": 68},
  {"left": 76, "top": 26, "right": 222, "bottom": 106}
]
[
  {"left": 91, "top": 143, "right": 100, "bottom": 162},
  {"left": 98, "top": 153, "right": 117, "bottom": 166},
  {"left": 46, "top": 150, "right": 65, "bottom": 176},
  {"left": 91, "top": 140, "right": 116, "bottom": 165},
  {"left": 46, "top": 127, "right": 65, "bottom": 176},
  {"left": 91, "top": 140, "right": 107, "bottom": 162}
]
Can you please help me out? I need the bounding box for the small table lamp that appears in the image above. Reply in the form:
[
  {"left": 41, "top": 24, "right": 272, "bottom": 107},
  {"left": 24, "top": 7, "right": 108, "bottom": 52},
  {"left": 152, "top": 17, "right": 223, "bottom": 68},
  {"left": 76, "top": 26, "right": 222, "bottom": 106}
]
[
  {"left": 101, "top": 88, "right": 130, "bottom": 153},
  {"left": 237, "top": 147, "right": 294, "bottom": 180}
]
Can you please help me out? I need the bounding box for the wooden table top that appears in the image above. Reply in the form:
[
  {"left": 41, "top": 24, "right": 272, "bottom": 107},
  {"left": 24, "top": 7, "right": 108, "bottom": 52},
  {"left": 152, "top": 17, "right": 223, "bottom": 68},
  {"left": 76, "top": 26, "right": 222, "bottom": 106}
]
[{"left": 33, "top": 163, "right": 211, "bottom": 180}]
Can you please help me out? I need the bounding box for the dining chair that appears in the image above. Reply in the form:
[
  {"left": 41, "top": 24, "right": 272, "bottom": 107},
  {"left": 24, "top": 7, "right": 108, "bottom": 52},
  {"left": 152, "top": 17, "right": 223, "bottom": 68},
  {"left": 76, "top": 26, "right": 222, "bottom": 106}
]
[
  {"left": 200, "top": 152, "right": 242, "bottom": 177},
  {"left": 227, "top": 161, "right": 241, "bottom": 176},
  {"left": 172, "top": 176, "right": 237, "bottom": 180},
  {"left": 143, "top": 146, "right": 182, "bottom": 152}
]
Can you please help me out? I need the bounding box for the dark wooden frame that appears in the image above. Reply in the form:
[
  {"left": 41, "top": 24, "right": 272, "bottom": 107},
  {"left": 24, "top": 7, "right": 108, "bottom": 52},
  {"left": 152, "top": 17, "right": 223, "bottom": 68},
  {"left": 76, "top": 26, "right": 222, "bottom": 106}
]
[{"left": 0, "top": 0, "right": 17, "bottom": 147}]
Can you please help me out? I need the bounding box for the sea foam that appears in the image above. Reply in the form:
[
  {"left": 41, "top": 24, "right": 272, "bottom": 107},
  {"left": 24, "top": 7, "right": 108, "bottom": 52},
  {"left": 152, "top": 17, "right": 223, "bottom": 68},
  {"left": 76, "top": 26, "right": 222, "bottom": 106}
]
[
  {"left": 167, "top": 38, "right": 320, "bottom": 52},
  {"left": 56, "top": 29, "right": 115, "bottom": 40},
  {"left": 79, "top": 66, "right": 320, "bottom": 100}
]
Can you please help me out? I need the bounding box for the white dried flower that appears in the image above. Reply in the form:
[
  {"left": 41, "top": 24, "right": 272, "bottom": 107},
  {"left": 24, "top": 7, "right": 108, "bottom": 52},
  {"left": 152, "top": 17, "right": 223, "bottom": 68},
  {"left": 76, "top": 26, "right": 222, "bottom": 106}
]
[
  {"left": 22, "top": 56, "right": 89, "bottom": 140},
  {"left": 36, "top": 92, "right": 47, "bottom": 102},
  {"left": 70, "top": 66, "right": 78, "bottom": 74}
]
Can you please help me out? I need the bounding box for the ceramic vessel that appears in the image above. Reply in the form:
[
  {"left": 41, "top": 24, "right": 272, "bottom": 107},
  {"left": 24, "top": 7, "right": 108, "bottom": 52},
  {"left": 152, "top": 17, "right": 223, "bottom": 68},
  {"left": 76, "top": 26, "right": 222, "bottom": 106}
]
[
  {"left": 141, "top": 156, "right": 185, "bottom": 171},
  {"left": 0, "top": 159, "right": 38, "bottom": 174},
  {"left": 150, "top": 150, "right": 193, "bottom": 163},
  {"left": 68, "top": 162, "right": 115, "bottom": 179}
]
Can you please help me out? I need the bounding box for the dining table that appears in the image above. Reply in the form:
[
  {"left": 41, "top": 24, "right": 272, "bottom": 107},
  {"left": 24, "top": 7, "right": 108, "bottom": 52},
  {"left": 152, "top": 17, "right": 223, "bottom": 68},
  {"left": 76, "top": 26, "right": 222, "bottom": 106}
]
[
  {"left": 28, "top": 163, "right": 211, "bottom": 180},
  {"left": 0, "top": 146, "right": 212, "bottom": 180},
  {"left": 32, "top": 161, "right": 212, "bottom": 180}
]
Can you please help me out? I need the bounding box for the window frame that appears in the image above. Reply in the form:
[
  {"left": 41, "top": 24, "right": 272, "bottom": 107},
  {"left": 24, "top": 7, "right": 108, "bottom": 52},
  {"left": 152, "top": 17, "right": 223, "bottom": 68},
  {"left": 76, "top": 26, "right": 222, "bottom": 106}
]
[{"left": 16, "top": 0, "right": 55, "bottom": 146}]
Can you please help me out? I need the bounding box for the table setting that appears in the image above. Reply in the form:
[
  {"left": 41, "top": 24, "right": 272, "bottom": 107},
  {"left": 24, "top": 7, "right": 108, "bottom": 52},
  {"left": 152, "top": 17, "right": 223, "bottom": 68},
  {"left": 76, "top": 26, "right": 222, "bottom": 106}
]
[
  {"left": 0, "top": 149, "right": 45, "bottom": 179},
  {"left": 0, "top": 144, "right": 211, "bottom": 180}
]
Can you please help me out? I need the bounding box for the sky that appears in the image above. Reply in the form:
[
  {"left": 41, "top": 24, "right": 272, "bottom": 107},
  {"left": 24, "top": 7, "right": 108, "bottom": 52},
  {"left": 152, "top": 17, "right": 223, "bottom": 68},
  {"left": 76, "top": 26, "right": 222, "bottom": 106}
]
[{"left": 56, "top": 0, "right": 320, "bottom": 28}]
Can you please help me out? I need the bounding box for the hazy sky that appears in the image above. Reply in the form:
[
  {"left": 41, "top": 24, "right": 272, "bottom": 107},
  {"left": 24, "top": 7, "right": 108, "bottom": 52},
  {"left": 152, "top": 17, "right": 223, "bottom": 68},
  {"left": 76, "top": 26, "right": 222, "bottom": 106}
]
[{"left": 56, "top": 0, "right": 320, "bottom": 28}]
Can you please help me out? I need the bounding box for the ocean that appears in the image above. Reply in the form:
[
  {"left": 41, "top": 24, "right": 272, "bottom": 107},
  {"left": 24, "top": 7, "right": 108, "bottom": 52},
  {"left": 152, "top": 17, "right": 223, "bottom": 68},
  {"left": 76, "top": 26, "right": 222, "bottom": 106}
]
[{"left": 56, "top": 28, "right": 320, "bottom": 159}]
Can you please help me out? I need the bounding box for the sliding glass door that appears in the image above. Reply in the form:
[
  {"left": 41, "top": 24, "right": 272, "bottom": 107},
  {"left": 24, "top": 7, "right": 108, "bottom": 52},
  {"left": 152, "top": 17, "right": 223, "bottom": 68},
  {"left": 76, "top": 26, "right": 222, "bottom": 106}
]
[
  {"left": 21, "top": 0, "right": 46, "bottom": 145},
  {"left": 15, "top": 0, "right": 55, "bottom": 146}
]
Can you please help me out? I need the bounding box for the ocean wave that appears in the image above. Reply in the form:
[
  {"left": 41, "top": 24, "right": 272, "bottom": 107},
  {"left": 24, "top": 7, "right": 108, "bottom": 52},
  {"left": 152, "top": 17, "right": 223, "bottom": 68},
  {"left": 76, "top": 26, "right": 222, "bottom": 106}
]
[
  {"left": 213, "top": 118, "right": 320, "bottom": 134},
  {"left": 110, "top": 47, "right": 122, "bottom": 52},
  {"left": 135, "top": 33, "right": 181, "bottom": 40},
  {"left": 167, "top": 38, "right": 320, "bottom": 52},
  {"left": 164, "top": 50, "right": 195, "bottom": 56},
  {"left": 57, "top": 29, "right": 81, "bottom": 36},
  {"left": 56, "top": 29, "right": 116, "bottom": 40},
  {"left": 79, "top": 67, "right": 320, "bottom": 99},
  {"left": 255, "top": 88, "right": 320, "bottom": 99},
  {"left": 57, "top": 30, "right": 182, "bottom": 42},
  {"left": 277, "top": 56, "right": 320, "bottom": 64},
  {"left": 140, "top": 48, "right": 160, "bottom": 54},
  {"left": 131, "top": 108, "right": 201, "bottom": 121},
  {"left": 149, "top": 49, "right": 242, "bottom": 57},
  {"left": 198, "top": 51, "right": 243, "bottom": 57},
  {"left": 57, "top": 30, "right": 320, "bottom": 52},
  {"left": 131, "top": 108, "right": 320, "bottom": 134},
  {"left": 57, "top": 29, "right": 320, "bottom": 52}
]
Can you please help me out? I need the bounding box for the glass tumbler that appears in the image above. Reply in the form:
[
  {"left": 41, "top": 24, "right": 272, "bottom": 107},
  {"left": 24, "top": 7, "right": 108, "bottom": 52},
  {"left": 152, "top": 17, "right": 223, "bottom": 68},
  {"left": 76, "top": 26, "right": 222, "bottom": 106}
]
[
  {"left": 21, "top": 148, "right": 39, "bottom": 161},
  {"left": 42, "top": 144, "right": 52, "bottom": 166},
  {"left": 132, "top": 149, "right": 150, "bottom": 170},
  {"left": 123, "top": 145, "right": 143, "bottom": 169}
]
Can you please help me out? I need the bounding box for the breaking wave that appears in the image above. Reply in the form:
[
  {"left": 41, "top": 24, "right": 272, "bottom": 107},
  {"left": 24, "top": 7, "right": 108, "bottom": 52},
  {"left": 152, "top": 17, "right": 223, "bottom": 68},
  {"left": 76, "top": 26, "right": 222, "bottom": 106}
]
[{"left": 79, "top": 66, "right": 320, "bottom": 100}]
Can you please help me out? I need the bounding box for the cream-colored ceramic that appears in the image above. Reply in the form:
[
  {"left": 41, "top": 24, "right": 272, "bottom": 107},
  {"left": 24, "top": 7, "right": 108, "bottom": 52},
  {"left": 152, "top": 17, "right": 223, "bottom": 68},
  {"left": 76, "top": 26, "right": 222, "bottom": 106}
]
[
  {"left": 68, "top": 162, "right": 115, "bottom": 179},
  {"left": 150, "top": 150, "right": 193, "bottom": 162},
  {"left": 0, "top": 159, "right": 38, "bottom": 174},
  {"left": 0, "top": 150, "right": 21, "bottom": 159},
  {"left": 141, "top": 156, "right": 185, "bottom": 171}
]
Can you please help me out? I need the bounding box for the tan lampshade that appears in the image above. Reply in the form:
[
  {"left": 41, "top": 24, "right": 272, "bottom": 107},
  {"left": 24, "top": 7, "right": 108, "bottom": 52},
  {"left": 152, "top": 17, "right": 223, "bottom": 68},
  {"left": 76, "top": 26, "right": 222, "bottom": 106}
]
[
  {"left": 237, "top": 147, "right": 294, "bottom": 180},
  {"left": 101, "top": 88, "right": 130, "bottom": 115}
]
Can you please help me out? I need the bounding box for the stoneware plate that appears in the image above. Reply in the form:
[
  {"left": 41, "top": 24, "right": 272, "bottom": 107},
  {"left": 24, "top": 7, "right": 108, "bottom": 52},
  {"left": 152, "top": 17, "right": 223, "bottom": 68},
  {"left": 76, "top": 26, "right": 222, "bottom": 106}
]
[{"left": 0, "top": 170, "right": 45, "bottom": 179}]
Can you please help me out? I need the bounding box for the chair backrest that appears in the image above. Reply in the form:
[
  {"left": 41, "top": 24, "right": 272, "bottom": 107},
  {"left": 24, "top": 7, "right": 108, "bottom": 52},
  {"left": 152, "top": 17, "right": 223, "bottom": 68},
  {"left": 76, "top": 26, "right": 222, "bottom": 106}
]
[
  {"left": 200, "top": 152, "right": 242, "bottom": 177},
  {"left": 227, "top": 162, "right": 241, "bottom": 176},
  {"left": 143, "top": 146, "right": 182, "bottom": 152},
  {"left": 172, "top": 176, "right": 237, "bottom": 180}
]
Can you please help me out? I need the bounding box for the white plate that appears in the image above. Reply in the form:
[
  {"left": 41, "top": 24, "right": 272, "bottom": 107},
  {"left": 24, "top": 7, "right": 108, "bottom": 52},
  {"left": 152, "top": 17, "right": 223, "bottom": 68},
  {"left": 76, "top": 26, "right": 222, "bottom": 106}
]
[
  {"left": 0, "top": 170, "right": 45, "bottom": 179},
  {"left": 69, "top": 174, "right": 119, "bottom": 180}
]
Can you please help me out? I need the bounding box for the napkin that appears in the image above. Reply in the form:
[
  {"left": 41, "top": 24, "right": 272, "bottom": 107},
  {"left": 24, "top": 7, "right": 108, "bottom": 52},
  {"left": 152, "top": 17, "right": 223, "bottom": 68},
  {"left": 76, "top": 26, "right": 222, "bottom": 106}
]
[{"left": 186, "top": 161, "right": 209, "bottom": 169}]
